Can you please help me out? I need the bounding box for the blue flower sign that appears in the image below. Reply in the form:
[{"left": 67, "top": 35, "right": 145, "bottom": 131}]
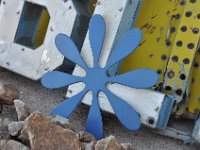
[{"left": 41, "top": 14, "right": 158, "bottom": 139}]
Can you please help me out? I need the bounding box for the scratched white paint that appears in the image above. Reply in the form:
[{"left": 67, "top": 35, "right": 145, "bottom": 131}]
[
  {"left": 41, "top": 49, "right": 50, "bottom": 64},
  {"left": 0, "top": 0, "right": 90, "bottom": 80}
]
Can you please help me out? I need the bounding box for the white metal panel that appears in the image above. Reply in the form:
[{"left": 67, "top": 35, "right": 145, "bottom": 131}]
[{"left": 0, "top": 0, "right": 90, "bottom": 80}]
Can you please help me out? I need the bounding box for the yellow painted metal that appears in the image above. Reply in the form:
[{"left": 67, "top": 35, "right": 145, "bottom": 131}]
[
  {"left": 188, "top": 50, "right": 200, "bottom": 113},
  {"left": 88, "top": 0, "right": 96, "bottom": 13},
  {"left": 119, "top": 0, "right": 200, "bottom": 114},
  {"left": 34, "top": 9, "right": 50, "bottom": 46},
  {"left": 182, "top": 1, "right": 200, "bottom": 113},
  {"left": 120, "top": 0, "right": 184, "bottom": 89},
  {"left": 163, "top": 0, "right": 200, "bottom": 105}
]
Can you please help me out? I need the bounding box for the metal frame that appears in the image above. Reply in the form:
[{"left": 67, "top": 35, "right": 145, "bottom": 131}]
[{"left": 0, "top": 0, "right": 90, "bottom": 80}]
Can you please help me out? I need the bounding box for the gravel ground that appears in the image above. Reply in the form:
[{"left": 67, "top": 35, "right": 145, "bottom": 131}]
[{"left": 0, "top": 67, "right": 200, "bottom": 150}]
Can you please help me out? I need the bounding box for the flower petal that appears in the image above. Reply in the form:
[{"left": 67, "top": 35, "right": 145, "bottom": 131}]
[
  {"left": 41, "top": 71, "right": 82, "bottom": 89},
  {"left": 109, "top": 69, "right": 159, "bottom": 89},
  {"left": 89, "top": 14, "right": 106, "bottom": 67},
  {"left": 86, "top": 91, "right": 103, "bottom": 140},
  {"left": 55, "top": 33, "right": 88, "bottom": 69},
  {"left": 106, "top": 28, "right": 142, "bottom": 69},
  {"left": 51, "top": 89, "right": 88, "bottom": 118},
  {"left": 103, "top": 89, "right": 141, "bottom": 130}
]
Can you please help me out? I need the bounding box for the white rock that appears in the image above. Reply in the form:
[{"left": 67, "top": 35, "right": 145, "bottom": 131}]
[
  {"left": 48, "top": 115, "right": 70, "bottom": 129},
  {"left": 121, "top": 143, "right": 135, "bottom": 150},
  {"left": 0, "top": 118, "right": 13, "bottom": 139},
  {"left": 0, "top": 139, "right": 7, "bottom": 148},
  {"left": 95, "top": 136, "right": 122, "bottom": 150},
  {"left": 14, "top": 100, "right": 31, "bottom": 121},
  {"left": 0, "top": 140, "right": 30, "bottom": 150},
  {"left": 8, "top": 121, "right": 24, "bottom": 136},
  {"left": 82, "top": 141, "right": 96, "bottom": 150}
]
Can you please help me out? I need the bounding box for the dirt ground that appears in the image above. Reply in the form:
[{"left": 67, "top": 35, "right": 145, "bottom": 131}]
[{"left": 0, "top": 67, "right": 200, "bottom": 150}]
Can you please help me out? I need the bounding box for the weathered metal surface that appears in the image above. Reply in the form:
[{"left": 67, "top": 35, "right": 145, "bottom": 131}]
[
  {"left": 66, "top": 0, "right": 174, "bottom": 129},
  {"left": 120, "top": 0, "right": 184, "bottom": 89},
  {"left": 192, "top": 117, "right": 200, "bottom": 143},
  {"left": 118, "top": 0, "right": 200, "bottom": 116},
  {"left": 163, "top": 0, "right": 200, "bottom": 104},
  {"left": 154, "top": 127, "right": 193, "bottom": 144},
  {"left": 41, "top": 15, "right": 159, "bottom": 139},
  {"left": 0, "top": 0, "right": 90, "bottom": 80},
  {"left": 188, "top": 53, "right": 200, "bottom": 114}
]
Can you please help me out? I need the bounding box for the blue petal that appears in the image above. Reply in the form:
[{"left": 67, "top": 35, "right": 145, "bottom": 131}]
[
  {"left": 106, "top": 29, "right": 142, "bottom": 69},
  {"left": 89, "top": 14, "right": 106, "bottom": 67},
  {"left": 41, "top": 71, "right": 82, "bottom": 89},
  {"left": 86, "top": 91, "right": 103, "bottom": 140},
  {"left": 109, "top": 69, "right": 159, "bottom": 89},
  {"left": 103, "top": 89, "right": 141, "bottom": 130},
  {"left": 55, "top": 34, "right": 88, "bottom": 69},
  {"left": 51, "top": 89, "right": 88, "bottom": 118}
]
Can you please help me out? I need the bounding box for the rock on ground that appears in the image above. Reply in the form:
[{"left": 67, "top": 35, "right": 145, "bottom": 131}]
[
  {"left": 0, "top": 84, "right": 20, "bottom": 105},
  {"left": 48, "top": 115, "right": 70, "bottom": 129},
  {"left": 79, "top": 131, "right": 97, "bottom": 143},
  {"left": 95, "top": 136, "right": 122, "bottom": 150},
  {"left": 8, "top": 121, "right": 24, "bottom": 136},
  {"left": 121, "top": 143, "right": 135, "bottom": 150},
  {"left": 79, "top": 131, "right": 97, "bottom": 150},
  {"left": 0, "top": 106, "right": 17, "bottom": 140},
  {"left": 0, "top": 140, "right": 30, "bottom": 150},
  {"left": 14, "top": 100, "right": 31, "bottom": 121},
  {"left": 21, "top": 112, "right": 81, "bottom": 150}
]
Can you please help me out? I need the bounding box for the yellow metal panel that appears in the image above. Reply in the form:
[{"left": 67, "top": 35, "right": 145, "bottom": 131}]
[
  {"left": 184, "top": 0, "right": 200, "bottom": 113},
  {"left": 163, "top": 0, "right": 200, "bottom": 104},
  {"left": 188, "top": 51, "right": 200, "bottom": 113},
  {"left": 120, "top": 0, "right": 184, "bottom": 89},
  {"left": 118, "top": 0, "right": 200, "bottom": 115},
  {"left": 34, "top": 9, "right": 50, "bottom": 46},
  {"left": 88, "top": 0, "right": 96, "bottom": 13}
]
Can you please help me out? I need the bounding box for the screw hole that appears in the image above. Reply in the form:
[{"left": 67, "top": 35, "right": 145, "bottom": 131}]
[
  {"left": 176, "top": 89, "right": 183, "bottom": 96},
  {"left": 180, "top": 74, "right": 186, "bottom": 80},
  {"left": 147, "top": 118, "right": 155, "bottom": 125},
  {"left": 187, "top": 43, "right": 195, "bottom": 49},
  {"left": 192, "top": 28, "right": 199, "bottom": 34},
  {"left": 197, "top": 14, "right": 200, "bottom": 19},
  {"left": 165, "top": 86, "right": 172, "bottom": 91},
  {"left": 190, "top": 0, "right": 196, "bottom": 3},
  {"left": 172, "top": 56, "right": 178, "bottom": 62},
  {"left": 181, "top": 26, "right": 187, "bottom": 32},
  {"left": 168, "top": 71, "right": 175, "bottom": 78},
  {"left": 165, "top": 40, "right": 171, "bottom": 46},
  {"left": 183, "top": 58, "right": 190, "bottom": 64},
  {"left": 161, "top": 54, "right": 167, "bottom": 61},
  {"left": 194, "top": 62, "right": 199, "bottom": 68},
  {"left": 176, "top": 41, "right": 183, "bottom": 47},
  {"left": 185, "top": 11, "right": 192, "bottom": 17}
]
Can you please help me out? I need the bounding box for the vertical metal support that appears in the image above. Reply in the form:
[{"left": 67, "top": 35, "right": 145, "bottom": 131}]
[
  {"left": 188, "top": 40, "right": 200, "bottom": 113},
  {"left": 163, "top": 0, "right": 200, "bottom": 104}
]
